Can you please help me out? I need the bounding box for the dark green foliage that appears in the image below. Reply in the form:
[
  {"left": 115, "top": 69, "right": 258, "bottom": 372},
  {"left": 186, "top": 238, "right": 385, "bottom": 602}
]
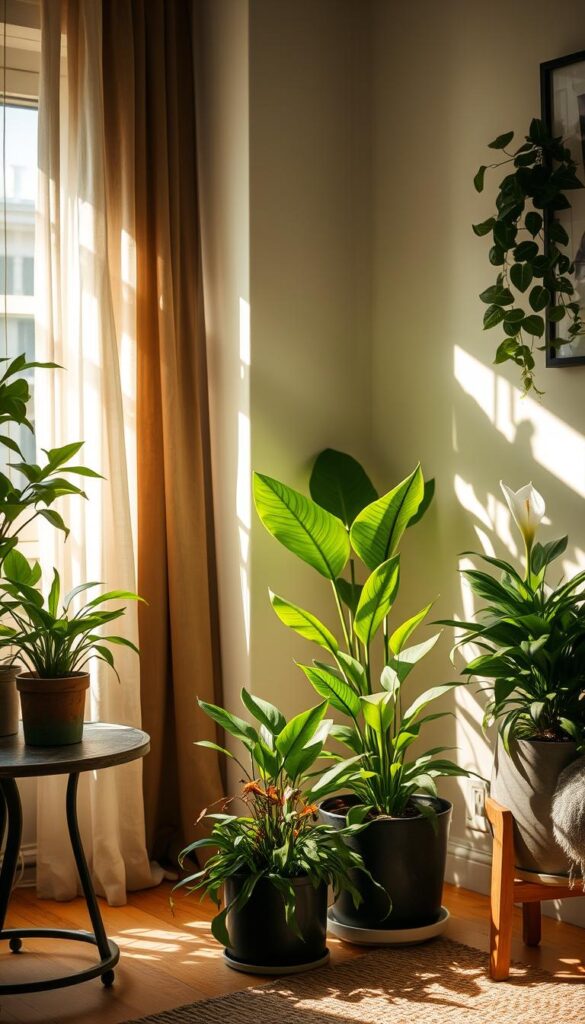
[
  {"left": 173, "top": 692, "right": 385, "bottom": 946},
  {"left": 442, "top": 537, "right": 585, "bottom": 748},
  {"left": 474, "top": 118, "right": 584, "bottom": 392},
  {"left": 0, "top": 550, "right": 140, "bottom": 678}
]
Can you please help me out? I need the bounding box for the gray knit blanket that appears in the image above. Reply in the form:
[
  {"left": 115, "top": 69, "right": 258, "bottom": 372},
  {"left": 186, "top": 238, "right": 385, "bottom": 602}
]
[{"left": 552, "top": 754, "right": 585, "bottom": 881}]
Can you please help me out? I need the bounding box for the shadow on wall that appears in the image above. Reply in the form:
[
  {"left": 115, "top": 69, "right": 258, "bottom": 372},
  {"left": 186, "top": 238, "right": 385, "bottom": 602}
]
[{"left": 446, "top": 344, "right": 585, "bottom": 804}]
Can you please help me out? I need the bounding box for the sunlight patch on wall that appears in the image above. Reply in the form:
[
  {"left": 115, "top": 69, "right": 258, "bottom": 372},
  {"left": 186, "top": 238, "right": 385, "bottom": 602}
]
[
  {"left": 237, "top": 297, "right": 251, "bottom": 653},
  {"left": 454, "top": 345, "right": 585, "bottom": 499}
]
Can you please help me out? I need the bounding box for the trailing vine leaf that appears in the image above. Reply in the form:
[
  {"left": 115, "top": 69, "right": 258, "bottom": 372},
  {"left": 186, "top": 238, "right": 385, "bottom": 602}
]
[{"left": 474, "top": 117, "right": 585, "bottom": 392}]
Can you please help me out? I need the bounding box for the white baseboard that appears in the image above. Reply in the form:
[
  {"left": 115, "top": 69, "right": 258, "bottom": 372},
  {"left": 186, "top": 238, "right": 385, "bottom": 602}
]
[
  {"left": 0, "top": 842, "right": 37, "bottom": 887},
  {"left": 446, "top": 833, "right": 585, "bottom": 927}
]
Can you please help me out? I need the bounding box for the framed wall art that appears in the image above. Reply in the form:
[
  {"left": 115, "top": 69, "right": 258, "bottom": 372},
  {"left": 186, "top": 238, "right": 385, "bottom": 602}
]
[{"left": 541, "top": 49, "right": 585, "bottom": 367}]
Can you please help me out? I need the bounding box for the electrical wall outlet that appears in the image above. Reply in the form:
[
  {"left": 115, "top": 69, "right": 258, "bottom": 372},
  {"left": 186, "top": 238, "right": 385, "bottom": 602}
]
[{"left": 466, "top": 780, "right": 489, "bottom": 833}]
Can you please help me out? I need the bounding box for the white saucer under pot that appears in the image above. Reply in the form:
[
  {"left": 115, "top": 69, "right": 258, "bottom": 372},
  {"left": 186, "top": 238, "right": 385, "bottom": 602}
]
[{"left": 327, "top": 906, "right": 450, "bottom": 946}]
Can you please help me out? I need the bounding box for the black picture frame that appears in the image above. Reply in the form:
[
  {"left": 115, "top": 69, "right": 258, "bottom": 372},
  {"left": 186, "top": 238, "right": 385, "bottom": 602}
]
[{"left": 541, "top": 49, "right": 585, "bottom": 367}]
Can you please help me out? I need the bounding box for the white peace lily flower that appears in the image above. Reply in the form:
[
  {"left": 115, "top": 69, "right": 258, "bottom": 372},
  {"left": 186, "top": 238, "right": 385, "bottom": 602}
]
[{"left": 500, "top": 481, "right": 545, "bottom": 550}]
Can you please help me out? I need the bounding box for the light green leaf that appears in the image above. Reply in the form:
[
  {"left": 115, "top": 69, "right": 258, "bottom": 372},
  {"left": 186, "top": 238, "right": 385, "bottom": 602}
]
[
  {"left": 275, "top": 702, "right": 327, "bottom": 776},
  {"left": 360, "top": 691, "right": 393, "bottom": 735},
  {"left": 47, "top": 569, "right": 61, "bottom": 619},
  {"left": 298, "top": 662, "right": 361, "bottom": 718},
  {"left": 390, "top": 632, "right": 441, "bottom": 683},
  {"left": 308, "top": 754, "right": 364, "bottom": 797},
  {"left": 253, "top": 472, "right": 350, "bottom": 579},
  {"left": 402, "top": 683, "right": 460, "bottom": 727},
  {"left": 198, "top": 699, "right": 258, "bottom": 747},
  {"left": 390, "top": 601, "right": 434, "bottom": 655},
  {"left": 240, "top": 688, "right": 286, "bottom": 735},
  {"left": 354, "top": 556, "right": 400, "bottom": 646},
  {"left": 194, "top": 739, "right": 234, "bottom": 758},
  {"left": 336, "top": 651, "right": 368, "bottom": 694},
  {"left": 350, "top": 465, "right": 424, "bottom": 569},
  {"left": 270, "top": 591, "right": 338, "bottom": 653},
  {"left": 3, "top": 549, "right": 36, "bottom": 585}
]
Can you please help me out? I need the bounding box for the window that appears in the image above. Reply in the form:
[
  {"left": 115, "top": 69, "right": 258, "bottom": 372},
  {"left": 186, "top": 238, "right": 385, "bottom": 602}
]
[
  {"left": 0, "top": 17, "right": 40, "bottom": 562},
  {"left": 0, "top": 103, "right": 38, "bottom": 466}
]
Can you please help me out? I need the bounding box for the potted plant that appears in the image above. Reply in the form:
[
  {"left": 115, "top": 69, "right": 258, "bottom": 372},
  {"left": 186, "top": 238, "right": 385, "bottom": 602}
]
[
  {"left": 174, "top": 690, "right": 380, "bottom": 973},
  {"left": 0, "top": 353, "right": 98, "bottom": 736},
  {"left": 0, "top": 550, "right": 140, "bottom": 746},
  {"left": 445, "top": 481, "right": 584, "bottom": 877},
  {"left": 474, "top": 118, "right": 584, "bottom": 394},
  {"left": 253, "top": 449, "right": 470, "bottom": 942}
]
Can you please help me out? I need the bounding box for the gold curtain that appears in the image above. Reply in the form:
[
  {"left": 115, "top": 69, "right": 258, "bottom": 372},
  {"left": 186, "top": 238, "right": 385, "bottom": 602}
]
[{"left": 102, "top": 0, "right": 224, "bottom": 864}]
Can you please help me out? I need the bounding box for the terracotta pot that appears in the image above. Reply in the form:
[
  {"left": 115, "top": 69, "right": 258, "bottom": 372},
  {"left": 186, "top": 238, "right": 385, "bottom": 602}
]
[
  {"left": 0, "top": 664, "right": 20, "bottom": 737},
  {"left": 491, "top": 734, "right": 578, "bottom": 876},
  {"left": 17, "top": 672, "right": 89, "bottom": 746}
]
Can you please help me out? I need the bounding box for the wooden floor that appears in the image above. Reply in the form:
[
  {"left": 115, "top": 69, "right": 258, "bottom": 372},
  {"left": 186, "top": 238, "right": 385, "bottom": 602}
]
[{"left": 0, "top": 881, "right": 584, "bottom": 1023}]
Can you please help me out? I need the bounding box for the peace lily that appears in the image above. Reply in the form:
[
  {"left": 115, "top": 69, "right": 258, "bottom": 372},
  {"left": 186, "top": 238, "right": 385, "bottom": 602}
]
[{"left": 500, "top": 481, "right": 545, "bottom": 577}]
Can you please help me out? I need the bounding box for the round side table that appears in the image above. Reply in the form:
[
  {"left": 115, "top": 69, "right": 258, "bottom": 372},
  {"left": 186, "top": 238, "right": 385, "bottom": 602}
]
[{"left": 0, "top": 722, "right": 150, "bottom": 994}]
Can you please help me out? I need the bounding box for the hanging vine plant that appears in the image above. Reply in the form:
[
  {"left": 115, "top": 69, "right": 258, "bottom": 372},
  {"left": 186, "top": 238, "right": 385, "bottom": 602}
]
[{"left": 474, "top": 117, "right": 584, "bottom": 394}]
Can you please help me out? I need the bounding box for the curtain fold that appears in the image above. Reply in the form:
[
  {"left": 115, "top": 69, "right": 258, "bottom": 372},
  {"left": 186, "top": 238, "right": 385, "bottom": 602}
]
[
  {"left": 126, "top": 0, "right": 225, "bottom": 864},
  {"left": 34, "top": 0, "right": 224, "bottom": 896}
]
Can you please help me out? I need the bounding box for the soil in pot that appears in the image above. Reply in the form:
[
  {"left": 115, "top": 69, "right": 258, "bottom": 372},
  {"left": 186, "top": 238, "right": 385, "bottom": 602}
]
[
  {"left": 0, "top": 664, "right": 20, "bottom": 738},
  {"left": 17, "top": 672, "right": 90, "bottom": 746},
  {"left": 320, "top": 794, "right": 452, "bottom": 930},
  {"left": 491, "top": 734, "right": 578, "bottom": 876},
  {"left": 224, "top": 875, "right": 327, "bottom": 970}
]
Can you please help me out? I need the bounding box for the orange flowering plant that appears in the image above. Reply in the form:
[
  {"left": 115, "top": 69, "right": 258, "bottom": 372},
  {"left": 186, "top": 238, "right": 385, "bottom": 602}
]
[{"left": 173, "top": 689, "right": 384, "bottom": 947}]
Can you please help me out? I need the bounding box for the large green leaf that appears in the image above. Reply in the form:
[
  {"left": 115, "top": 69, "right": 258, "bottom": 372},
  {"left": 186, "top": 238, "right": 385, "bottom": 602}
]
[
  {"left": 270, "top": 591, "right": 338, "bottom": 653},
  {"left": 354, "top": 556, "right": 400, "bottom": 647},
  {"left": 240, "top": 688, "right": 286, "bottom": 736},
  {"left": 350, "top": 465, "right": 424, "bottom": 569},
  {"left": 389, "top": 601, "right": 434, "bottom": 655},
  {"left": 275, "top": 702, "right": 327, "bottom": 776},
  {"left": 309, "top": 448, "right": 378, "bottom": 527},
  {"left": 389, "top": 632, "right": 441, "bottom": 683},
  {"left": 298, "top": 662, "right": 361, "bottom": 718},
  {"left": 402, "top": 683, "right": 460, "bottom": 727},
  {"left": 253, "top": 472, "right": 350, "bottom": 579},
  {"left": 198, "top": 699, "right": 258, "bottom": 748},
  {"left": 407, "top": 478, "right": 435, "bottom": 528},
  {"left": 360, "top": 691, "right": 394, "bottom": 736}
]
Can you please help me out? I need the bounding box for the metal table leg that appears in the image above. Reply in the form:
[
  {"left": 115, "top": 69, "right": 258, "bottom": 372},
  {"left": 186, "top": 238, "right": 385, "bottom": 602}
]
[{"left": 0, "top": 772, "right": 120, "bottom": 994}]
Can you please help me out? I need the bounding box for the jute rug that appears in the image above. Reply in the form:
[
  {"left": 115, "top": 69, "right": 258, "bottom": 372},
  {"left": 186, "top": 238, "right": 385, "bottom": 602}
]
[{"left": 126, "top": 937, "right": 583, "bottom": 1023}]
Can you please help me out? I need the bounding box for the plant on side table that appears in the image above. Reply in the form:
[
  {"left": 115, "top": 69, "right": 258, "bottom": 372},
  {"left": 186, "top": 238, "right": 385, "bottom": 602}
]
[
  {"left": 0, "top": 354, "right": 99, "bottom": 738},
  {"left": 174, "top": 690, "right": 383, "bottom": 974},
  {"left": 443, "top": 481, "right": 585, "bottom": 877},
  {"left": 253, "top": 449, "right": 471, "bottom": 942},
  {"left": 0, "top": 551, "right": 140, "bottom": 746}
]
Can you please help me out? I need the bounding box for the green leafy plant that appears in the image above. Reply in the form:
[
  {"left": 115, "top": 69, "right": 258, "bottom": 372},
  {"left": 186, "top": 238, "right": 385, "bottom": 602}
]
[
  {"left": 0, "top": 354, "right": 100, "bottom": 565},
  {"left": 474, "top": 118, "right": 584, "bottom": 393},
  {"left": 253, "top": 449, "right": 470, "bottom": 821},
  {"left": 173, "top": 690, "right": 383, "bottom": 946},
  {"left": 0, "top": 549, "right": 141, "bottom": 678},
  {"left": 443, "top": 482, "right": 585, "bottom": 749}
]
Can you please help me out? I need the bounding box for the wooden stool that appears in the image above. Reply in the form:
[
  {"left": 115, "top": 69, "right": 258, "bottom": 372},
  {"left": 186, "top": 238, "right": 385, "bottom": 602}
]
[{"left": 486, "top": 796, "right": 584, "bottom": 980}]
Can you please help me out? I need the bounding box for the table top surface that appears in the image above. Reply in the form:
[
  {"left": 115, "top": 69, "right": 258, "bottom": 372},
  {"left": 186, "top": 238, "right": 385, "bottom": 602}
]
[{"left": 0, "top": 723, "right": 150, "bottom": 777}]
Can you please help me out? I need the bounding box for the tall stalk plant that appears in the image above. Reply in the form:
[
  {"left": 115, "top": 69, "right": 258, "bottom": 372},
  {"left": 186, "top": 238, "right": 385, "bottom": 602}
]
[{"left": 254, "top": 450, "right": 470, "bottom": 820}]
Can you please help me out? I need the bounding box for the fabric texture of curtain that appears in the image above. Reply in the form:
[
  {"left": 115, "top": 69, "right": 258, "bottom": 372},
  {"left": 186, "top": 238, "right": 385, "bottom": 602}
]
[{"left": 34, "top": 0, "right": 223, "bottom": 900}]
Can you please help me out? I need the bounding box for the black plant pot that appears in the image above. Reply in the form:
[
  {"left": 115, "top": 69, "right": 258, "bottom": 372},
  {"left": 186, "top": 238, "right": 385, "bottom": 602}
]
[
  {"left": 320, "top": 795, "right": 452, "bottom": 929},
  {"left": 224, "top": 874, "right": 328, "bottom": 972}
]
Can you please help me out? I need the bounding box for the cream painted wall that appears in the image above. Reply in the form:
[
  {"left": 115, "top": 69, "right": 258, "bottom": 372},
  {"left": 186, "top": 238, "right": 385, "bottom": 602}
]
[
  {"left": 196, "top": 0, "right": 585, "bottom": 920},
  {"left": 369, "top": 0, "right": 585, "bottom": 921},
  {"left": 195, "top": 0, "right": 250, "bottom": 730},
  {"left": 248, "top": 0, "right": 372, "bottom": 721}
]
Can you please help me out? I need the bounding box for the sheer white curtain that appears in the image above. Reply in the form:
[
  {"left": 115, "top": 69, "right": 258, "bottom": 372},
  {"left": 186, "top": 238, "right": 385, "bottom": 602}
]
[{"left": 34, "top": 0, "right": 161, "bottom": 904}]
